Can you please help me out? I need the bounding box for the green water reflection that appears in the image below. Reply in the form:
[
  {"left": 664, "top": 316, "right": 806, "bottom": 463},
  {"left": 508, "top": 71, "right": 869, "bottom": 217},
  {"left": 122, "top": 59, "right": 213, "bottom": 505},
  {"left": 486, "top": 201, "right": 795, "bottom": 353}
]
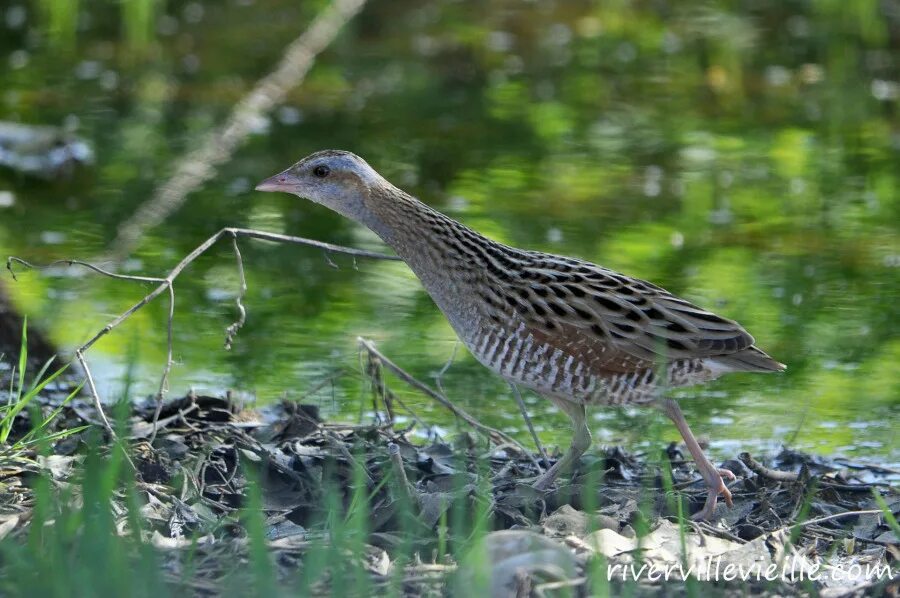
[{"left": 1, "top": 0, "right": 897, "bottom": 463}]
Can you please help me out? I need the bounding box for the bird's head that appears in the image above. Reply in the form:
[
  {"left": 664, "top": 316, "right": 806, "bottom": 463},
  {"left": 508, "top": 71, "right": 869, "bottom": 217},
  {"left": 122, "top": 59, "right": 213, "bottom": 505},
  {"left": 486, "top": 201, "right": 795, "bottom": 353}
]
[{"left": 255, "top": 150, "right": 387, "bottom": 222}]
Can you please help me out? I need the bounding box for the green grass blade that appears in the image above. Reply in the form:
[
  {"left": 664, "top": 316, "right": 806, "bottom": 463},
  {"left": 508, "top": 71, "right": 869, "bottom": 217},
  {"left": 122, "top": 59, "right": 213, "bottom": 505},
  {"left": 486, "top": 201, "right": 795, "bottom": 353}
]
[
  {"left": 27, "top": 356, "right": 57, "bottom": 395},
  {"left": 872, "top": 489, "right": 900, "bottom": 540},
  {"left": 16, "top": 317, "right": 27, "bottom": 400},
  {"left": 0, "top": 364, "right": 71, "bottom": 444},
  {"left": 1, "top": 368, "right": 17, "bottom": 443},
  {"left": 20, "top": 426, "right": 89, "bottom": 448},
  {"left": 22, "top": 381, "right": 84, "bottom": 441}
]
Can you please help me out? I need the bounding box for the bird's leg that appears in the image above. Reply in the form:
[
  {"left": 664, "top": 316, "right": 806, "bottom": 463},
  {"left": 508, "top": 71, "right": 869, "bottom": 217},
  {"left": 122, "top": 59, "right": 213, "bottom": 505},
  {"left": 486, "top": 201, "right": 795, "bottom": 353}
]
[
  {"left": 660, "top": 398, "right": 735, "bottom": 521},
  {"left": 532, "top": 401, "right": 590, "bottom": 491},
  {"left": 508, "top": 383, "right": 550, "bottom": 467}
]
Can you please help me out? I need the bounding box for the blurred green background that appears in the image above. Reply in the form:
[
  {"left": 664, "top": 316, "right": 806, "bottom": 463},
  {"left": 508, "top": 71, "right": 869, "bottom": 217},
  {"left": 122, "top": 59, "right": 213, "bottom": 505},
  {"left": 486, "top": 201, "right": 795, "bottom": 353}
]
[{"left": 0, "top": 0, "right": 897, "bottom": 464}]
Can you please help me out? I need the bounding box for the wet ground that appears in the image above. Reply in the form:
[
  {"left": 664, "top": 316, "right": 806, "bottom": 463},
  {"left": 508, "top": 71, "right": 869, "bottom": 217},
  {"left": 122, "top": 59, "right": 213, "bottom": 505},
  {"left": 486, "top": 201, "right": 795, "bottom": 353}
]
[{"left": 1, "top": 382, "right": 897, "bottom": 596}]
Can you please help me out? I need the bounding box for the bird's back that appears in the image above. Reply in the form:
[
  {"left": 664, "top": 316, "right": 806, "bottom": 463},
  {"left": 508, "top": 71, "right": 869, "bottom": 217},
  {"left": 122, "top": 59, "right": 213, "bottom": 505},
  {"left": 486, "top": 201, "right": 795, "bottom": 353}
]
[{"left": 461, "top": 246, "right": 783, "bottom": 404}]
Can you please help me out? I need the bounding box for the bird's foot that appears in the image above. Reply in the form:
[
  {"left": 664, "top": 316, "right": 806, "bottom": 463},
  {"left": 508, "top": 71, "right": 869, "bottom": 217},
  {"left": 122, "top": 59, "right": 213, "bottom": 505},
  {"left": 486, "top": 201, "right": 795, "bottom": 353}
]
[
  {"left": 718, "top": 467, "right": 737, "bottom": 482},
  {"left": 690, "top": 468, "right": 735, "bottom": 521}
]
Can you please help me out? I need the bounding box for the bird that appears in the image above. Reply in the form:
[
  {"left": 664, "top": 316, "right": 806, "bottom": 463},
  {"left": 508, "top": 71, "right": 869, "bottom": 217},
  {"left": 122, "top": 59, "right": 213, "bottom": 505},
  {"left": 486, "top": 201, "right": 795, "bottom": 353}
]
[{"left": 256, "top": 150, "right": 785, "bottom": 520}]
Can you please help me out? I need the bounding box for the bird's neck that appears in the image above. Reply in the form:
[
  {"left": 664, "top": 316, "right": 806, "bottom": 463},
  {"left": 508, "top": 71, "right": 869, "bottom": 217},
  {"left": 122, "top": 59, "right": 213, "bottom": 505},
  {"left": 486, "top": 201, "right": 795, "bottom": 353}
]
[
  {"left": 361, "top": 186, "right": 468, "bottom": 271},
  {"left": 358, "top": 186, "right": 513, "bottom": 325}
]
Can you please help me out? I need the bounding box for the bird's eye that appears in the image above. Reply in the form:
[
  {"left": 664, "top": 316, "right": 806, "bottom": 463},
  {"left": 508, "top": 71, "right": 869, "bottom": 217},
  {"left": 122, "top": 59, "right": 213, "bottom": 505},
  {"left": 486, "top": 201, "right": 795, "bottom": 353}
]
[{"left": 313, "top": 165, "right": 330, "bottom": 178}]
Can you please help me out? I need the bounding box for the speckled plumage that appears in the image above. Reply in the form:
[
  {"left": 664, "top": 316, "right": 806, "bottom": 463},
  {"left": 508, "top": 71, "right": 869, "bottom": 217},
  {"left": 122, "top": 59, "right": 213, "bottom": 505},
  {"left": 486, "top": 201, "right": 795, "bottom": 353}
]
[
  {"left": 366, "top": 194, "right": 783, "bottom": 405},
  {"left": 256, "top": 150, "right": 785, "bottom": 520}
]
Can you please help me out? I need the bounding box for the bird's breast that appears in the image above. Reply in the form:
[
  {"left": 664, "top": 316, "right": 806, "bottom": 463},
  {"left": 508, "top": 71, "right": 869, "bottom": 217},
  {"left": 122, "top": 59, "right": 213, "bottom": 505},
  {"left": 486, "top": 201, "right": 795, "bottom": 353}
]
[{"left": 462, "top": 318, "right": 599, "bottom": 398}]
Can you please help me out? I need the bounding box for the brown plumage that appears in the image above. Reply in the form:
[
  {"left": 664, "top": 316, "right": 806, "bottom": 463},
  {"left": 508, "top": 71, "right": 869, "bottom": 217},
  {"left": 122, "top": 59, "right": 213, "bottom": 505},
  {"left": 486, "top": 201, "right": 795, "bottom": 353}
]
[{"left": 256, "top": 150, "right": 785, "bottom": 520}]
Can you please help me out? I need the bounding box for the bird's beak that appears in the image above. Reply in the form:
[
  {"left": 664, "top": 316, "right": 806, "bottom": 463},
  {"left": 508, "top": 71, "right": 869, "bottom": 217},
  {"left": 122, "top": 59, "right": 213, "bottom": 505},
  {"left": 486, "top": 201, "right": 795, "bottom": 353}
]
[{"left": 255, "top": 170, "right": 301, "bottom": 193}]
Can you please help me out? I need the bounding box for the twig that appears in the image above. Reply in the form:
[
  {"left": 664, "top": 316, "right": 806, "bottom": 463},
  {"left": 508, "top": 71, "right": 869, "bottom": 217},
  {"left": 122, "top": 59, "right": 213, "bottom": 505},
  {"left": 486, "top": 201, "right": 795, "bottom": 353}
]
[
  {"left": 388, "top": 442, "right": 415, "bottom": 502},
  {"left": 385, "top": 391, "right": 430, "bottom": 435},
  {"left": 325, "top": 430, "right": 374, "bottom": 484},
  {"left": 357, "top": 337, "right": 540, "bottom": 469},
  {"left": 298, "top": 371, "right": 344, "bottom": 402},
  {"left": 149, "top": 283, "right": 175, "bottom": 442},
  {"left": 73, "top": 349, "right": 113, "bottom": 433},
  {"left": 223, "top": 233, "right": 247, "bottom": 351},
  {"left": 8, "top": 227, "right": 398, "bottom": 440},
  {"left": 433, "top": 341, "right": 459, "bottom": 397},
  {"left": 789, "top": 509, "right": 883, "bottom": 530},
  {"left": 740, "top": 452, "right": 799, "bottom": 482},
  {"left": 6, "top": 257, "right": 165, "bottom": 285},
  {"left": 820, "top": 481, "right": 889, "bottom": 492},
  {"left": 359, "top": 351, "right": 431, "bottom": 431},
  {"left": 176, "top": 404, "right": 202, "bottom": 433},
  {"left": 508, "top": 382, "right": 548, "bottom": 468},
  {"left": 691, "top": 520, "right": 746, "bottom": 544},
  {"left": 365, "top": 351, "right": 392, "bottom": 425},
  {"left": 108, "top": 0, "right": 371, "bottom": 259}
]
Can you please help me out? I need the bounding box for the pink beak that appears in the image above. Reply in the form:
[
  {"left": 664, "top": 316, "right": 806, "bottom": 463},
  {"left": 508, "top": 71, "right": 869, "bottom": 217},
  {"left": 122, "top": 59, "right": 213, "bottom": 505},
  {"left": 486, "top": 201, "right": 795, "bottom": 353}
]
[{"left": 255, "top": 171, "right": 300, "bottom": 193}]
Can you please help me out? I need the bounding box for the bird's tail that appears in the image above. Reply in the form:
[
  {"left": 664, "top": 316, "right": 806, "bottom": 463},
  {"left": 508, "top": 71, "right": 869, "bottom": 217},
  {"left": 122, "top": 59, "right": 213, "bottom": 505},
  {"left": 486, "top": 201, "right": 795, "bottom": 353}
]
[{"left": 712, "top": 346, "right": 786, "bottom": 373}]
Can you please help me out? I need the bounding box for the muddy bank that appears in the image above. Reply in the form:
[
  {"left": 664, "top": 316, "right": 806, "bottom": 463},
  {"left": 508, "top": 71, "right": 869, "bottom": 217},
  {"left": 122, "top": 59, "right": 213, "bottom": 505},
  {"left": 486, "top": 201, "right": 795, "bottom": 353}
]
[{"left": 0, "top": 389, "right": 896, "bottom": 597}]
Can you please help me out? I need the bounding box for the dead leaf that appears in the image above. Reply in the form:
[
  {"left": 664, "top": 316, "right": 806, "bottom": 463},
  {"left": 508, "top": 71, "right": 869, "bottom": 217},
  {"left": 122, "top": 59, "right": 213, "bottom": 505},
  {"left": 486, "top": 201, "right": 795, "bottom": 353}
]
[
  {"left": 37, "top": 455, "right": 77, "bottom": 480},
  {"left": 0, "top": 515, "right": 19, "bottom": 540}
]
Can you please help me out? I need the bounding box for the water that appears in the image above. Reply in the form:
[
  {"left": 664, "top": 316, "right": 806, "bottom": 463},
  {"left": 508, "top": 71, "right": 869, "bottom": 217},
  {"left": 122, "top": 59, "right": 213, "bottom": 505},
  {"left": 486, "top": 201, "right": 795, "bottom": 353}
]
[{"left": 0, "top": 1, "right": 897, "bottom": 464}]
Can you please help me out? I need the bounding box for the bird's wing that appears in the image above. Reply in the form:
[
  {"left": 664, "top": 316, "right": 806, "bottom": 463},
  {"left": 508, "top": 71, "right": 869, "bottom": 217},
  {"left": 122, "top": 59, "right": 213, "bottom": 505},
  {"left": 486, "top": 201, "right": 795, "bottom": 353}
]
[{"left": 503, "top": 254, "right": 755, "bottom": 367}]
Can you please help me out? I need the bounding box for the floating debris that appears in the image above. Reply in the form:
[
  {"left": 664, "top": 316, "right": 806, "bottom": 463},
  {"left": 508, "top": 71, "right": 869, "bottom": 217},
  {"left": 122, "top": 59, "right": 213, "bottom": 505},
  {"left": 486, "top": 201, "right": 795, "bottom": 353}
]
[{"left": 0, "top": 121, "right": 93, "bottom": 178}]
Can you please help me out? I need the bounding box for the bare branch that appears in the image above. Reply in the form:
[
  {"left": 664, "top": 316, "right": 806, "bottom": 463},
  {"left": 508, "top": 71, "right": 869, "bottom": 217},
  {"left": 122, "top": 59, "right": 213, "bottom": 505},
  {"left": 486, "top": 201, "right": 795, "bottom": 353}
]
[
  {"left": 789, "top": 509, "right": 883, "bottom": 531},
  {"left": 7, "top": 257, "right": 165, "bottom": 285},
  {"left": 149, "top": 283, "right": 176, "bottom": 443},
  {"left": 740, "top": 452, "right": 800, "bottom": 482},
  {"left": 9, "top": 227, "right": 397, "bottom": 440},
  {"left": 357, "top": 337, "right": 540, "bottom": 468},
  {"left": 75, "top": 347, "right": 136, "bottom": 470},
  {"left": 224, "top": 233, "right": 248, "bottom": 351},
  {"left": 13, "top": 226, "right": 542, "bottom": 477}
]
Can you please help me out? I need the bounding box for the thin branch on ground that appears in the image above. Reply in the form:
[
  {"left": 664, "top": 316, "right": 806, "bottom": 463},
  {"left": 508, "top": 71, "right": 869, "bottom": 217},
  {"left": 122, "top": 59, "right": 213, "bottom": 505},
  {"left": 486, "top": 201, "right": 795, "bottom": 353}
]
[
  {"left": 786, "top": 509, "right": 884, "bottom": 533},
  {"left": 385, "top": 391, "right": 430, "bottom": 435},
  {"left": 365, "top": 350, "right": 392, "bottom": 425},
  {"left": 357, "top": 337, "right": 540, "bottom": 469},
  {"left": 740, "top": 452, "right": 800, "bottom": 482},
  {"left": 149, "top": 283, "right": 175, "bottom": 444}
]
